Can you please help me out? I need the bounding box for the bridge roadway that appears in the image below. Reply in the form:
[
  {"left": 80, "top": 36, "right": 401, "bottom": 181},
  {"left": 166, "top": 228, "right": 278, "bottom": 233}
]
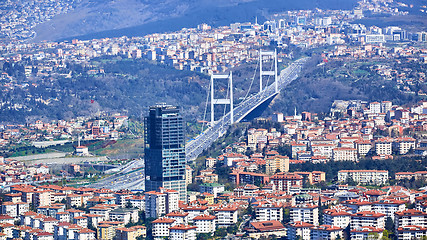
[
  {"left": 88, "top": 57, "right": 309, "bottom": 190},
  {"left": 185, "top": 57, "right": 309, "bottom": 161}
]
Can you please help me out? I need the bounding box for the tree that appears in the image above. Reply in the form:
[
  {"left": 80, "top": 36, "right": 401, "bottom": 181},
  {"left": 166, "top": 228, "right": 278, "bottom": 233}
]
[
  {"left": 197, "top": 233, "right": 212, "bottom": 240},
  {"left": 283, "top": 208, "right": 291, "bottom": 223},
  {"left": 385, "top": 217, "right": 394, "bottom": 233},
  {"left": 214, "top": 228, "right": 227, "bottom": 238},
  {"left": 381, "top": 230, "right": 391, "bottom": 240}
]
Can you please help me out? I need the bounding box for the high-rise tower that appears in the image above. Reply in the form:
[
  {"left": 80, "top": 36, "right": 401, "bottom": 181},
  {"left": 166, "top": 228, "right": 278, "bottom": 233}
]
[{"left": 144, "top": 104, "right": 187, "bottom": 201}]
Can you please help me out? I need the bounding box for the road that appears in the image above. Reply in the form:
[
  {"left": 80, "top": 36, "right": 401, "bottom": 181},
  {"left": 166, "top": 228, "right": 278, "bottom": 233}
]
[{"left": 88, "top": 159, "right": 145, "bottom": 190}]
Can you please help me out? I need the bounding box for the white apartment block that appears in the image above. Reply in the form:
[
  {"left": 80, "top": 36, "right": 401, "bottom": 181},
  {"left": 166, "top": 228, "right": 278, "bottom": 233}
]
[
  {"left": 333, "top": 148, "right": 358, "bottom": 161},
  {"left": 287, "top": 221, "right": 314, "bottom": 240},
  {"left": 395, "top": 137, "right": 416, "bottom": 154},
  {"left": 182, "top": 206, "right": 209, "bottom": 223},
  {"left": 394, "top": 209, "right": 427, "bottom": 233},
  {"left": 338, "top": 170, "right": 389, "bottom": 185},
  {"left": 193, "top": 215, "right": 216, "bottom": 233},
  {"left": 310, "top": 225, "right": 343, "bottom": 240},
  {"left": 152, "top": 218, "right": 175, "bottom": 238},
  {"left": 254, "top": 202, "right": 283, "bottom": 222},
  {"left": 159, "top": 188, "right": 179, "bottom": 214},
  {"left": 323, "top": 209, "right": 351, "bottom": 229},
  {"left": 396, "top": 225, "right": 427, "bottom": 240},
  {"left": 126, "top": 195, "right": 145, "bottom": 210},
  {"left": 375, "top": 139, "right": 393, "bottom": 155},
  {"left": 213, "top": 206, "right": 238, "bottom": 227},
  {"left": 372, "top": 199, "right": 406, "bottom": 218},
  {"left": 169, "top": 224, "right": 197, "bottom": 240},
  {"left": 290, "top": 204, "right": 319, "bottom": 226},
  {"left": 350, "top": 226, "right": 384, "bottom": 240},
  {"left": 342, "top": 200, "right": 372, "bottom": 214},
  {"left": 165, "top": 211, "right": 189, "bottom": 225},
  {"left": 356, "top": 141, "right": 372, "bottom": 156},
  {"left": 370, "top": 102, "right": 381, "bottom": 114},
  {"left": 145, "top": 191, "right": 166, "bottom": 219},
  {"left": 350, "top": 211, "right": 385, "bottom": 230},
  {"left": 311, "top": 144, "right": 334, "bottom": 159}
]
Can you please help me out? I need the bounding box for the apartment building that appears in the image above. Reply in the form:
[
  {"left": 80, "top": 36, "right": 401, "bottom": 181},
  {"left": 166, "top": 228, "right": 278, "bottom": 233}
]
[
  {"left": 169, "top": 224, "right": 197, "bottom": 240},
  {"left": 323, "top": 208, "right": 351, "bottom": 229},
  {"left": 350, "top": 211, "right": 385, "bottom": 230},
  {"left": 333, "top": 147, "right": 358, "bottom": 161},
  {"left": 254, "top": 202, "right": 283, "bottom": 222},
  {"left": 372, "top": 199, "right": 406, "bottom": 218},
  {"left": 394, "top": 209, "right": 427, "bottom": 233},
  {"left": 265, "top": 155, "right": 289, "bottom": 175},
  {"left": 192, "top": 215, "right": 216, "bottom": 233},
  {"left": 212, "top": 206, "right": 238, "bottom": 227},
  {"left": 290, "top": 204, "right": 319, "bottom": 226},
  {"left": 375, "top": 138, "right": 393, "bottom": 155},
  {"left": 394, "top": 137, "right": 416, "bottom": 154},
  {"left": 310, "top": 225, "right": 343, "bottom": 240},
  {"left": 338, "top": 170, "right": 389, "bottom": 185},
  {"left": 270, "top": 172, "right": 303, "bottom": 194}
]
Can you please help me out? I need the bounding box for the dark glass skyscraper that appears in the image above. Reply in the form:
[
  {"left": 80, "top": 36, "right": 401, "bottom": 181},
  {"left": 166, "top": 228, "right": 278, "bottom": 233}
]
[{"left": 144, "top": 104, "right": 186, "bottom": 201}]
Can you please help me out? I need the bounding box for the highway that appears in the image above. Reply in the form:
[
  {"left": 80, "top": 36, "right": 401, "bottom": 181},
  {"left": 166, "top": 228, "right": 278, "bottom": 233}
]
[
  {"left": 185, "top": 57, "right": 309, "bottom": 161},
  {"left": 88, "top": 159, "right": 145, "bottom": 190}
]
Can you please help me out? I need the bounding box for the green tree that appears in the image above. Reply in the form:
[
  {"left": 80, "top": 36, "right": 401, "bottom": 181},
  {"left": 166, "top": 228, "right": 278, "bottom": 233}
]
[
  {"left": 283, "top": 208, "right": 291, "bottom": 223},
  {"left": 385, "top": 217, "right": 394, "bottom": 233},
  {"left": 214, "top": 228, "right": 227, "bottom": 238}
]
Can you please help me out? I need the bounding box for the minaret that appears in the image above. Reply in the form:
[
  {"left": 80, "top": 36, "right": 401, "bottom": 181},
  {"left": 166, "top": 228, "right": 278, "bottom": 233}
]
[
  {"left": 294, "top": 107, "right": 297, "bottom": 117},
  {"left": 255, "top": 16, "right": 258, "bottom": 25}
]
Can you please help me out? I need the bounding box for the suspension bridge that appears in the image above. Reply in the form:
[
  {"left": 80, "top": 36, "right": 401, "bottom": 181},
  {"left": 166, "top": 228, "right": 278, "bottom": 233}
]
[
  {"left": 88, "top": 51, "right": 308, "bottom": 190},
  {"left": 185, "top": 51, "right": 309, "bottom": 161}
]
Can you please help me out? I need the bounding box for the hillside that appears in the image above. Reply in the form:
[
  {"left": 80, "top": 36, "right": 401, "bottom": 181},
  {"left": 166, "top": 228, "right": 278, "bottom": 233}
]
[
  {"left": 0, "top": 57, "right": 209, "bottom": 123},
  {"left": 32, "top": 0, "right": 357, "bottom": 42}
]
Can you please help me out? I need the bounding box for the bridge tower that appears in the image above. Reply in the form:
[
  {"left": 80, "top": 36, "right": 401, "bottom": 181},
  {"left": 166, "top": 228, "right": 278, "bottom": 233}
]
[
  {"left": 210, "top": 72, "right": 233, "bottom": 125},
  {"left": 259, "top": 49, "right": 278, "bottom": 93}
]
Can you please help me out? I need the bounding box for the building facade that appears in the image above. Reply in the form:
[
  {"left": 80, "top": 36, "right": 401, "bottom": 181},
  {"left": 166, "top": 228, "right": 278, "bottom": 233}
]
[{"left": 145, "top": 104, "right": 187, "bottom": 201}]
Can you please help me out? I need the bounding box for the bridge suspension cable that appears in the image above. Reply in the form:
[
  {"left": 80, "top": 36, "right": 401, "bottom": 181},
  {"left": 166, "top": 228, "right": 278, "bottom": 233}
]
[
  {"left": 242, "top": 55, "right": 259, "bottom": 102},
  {"left": 201, "top": 80, "right": 211, "bottom": 133}
]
